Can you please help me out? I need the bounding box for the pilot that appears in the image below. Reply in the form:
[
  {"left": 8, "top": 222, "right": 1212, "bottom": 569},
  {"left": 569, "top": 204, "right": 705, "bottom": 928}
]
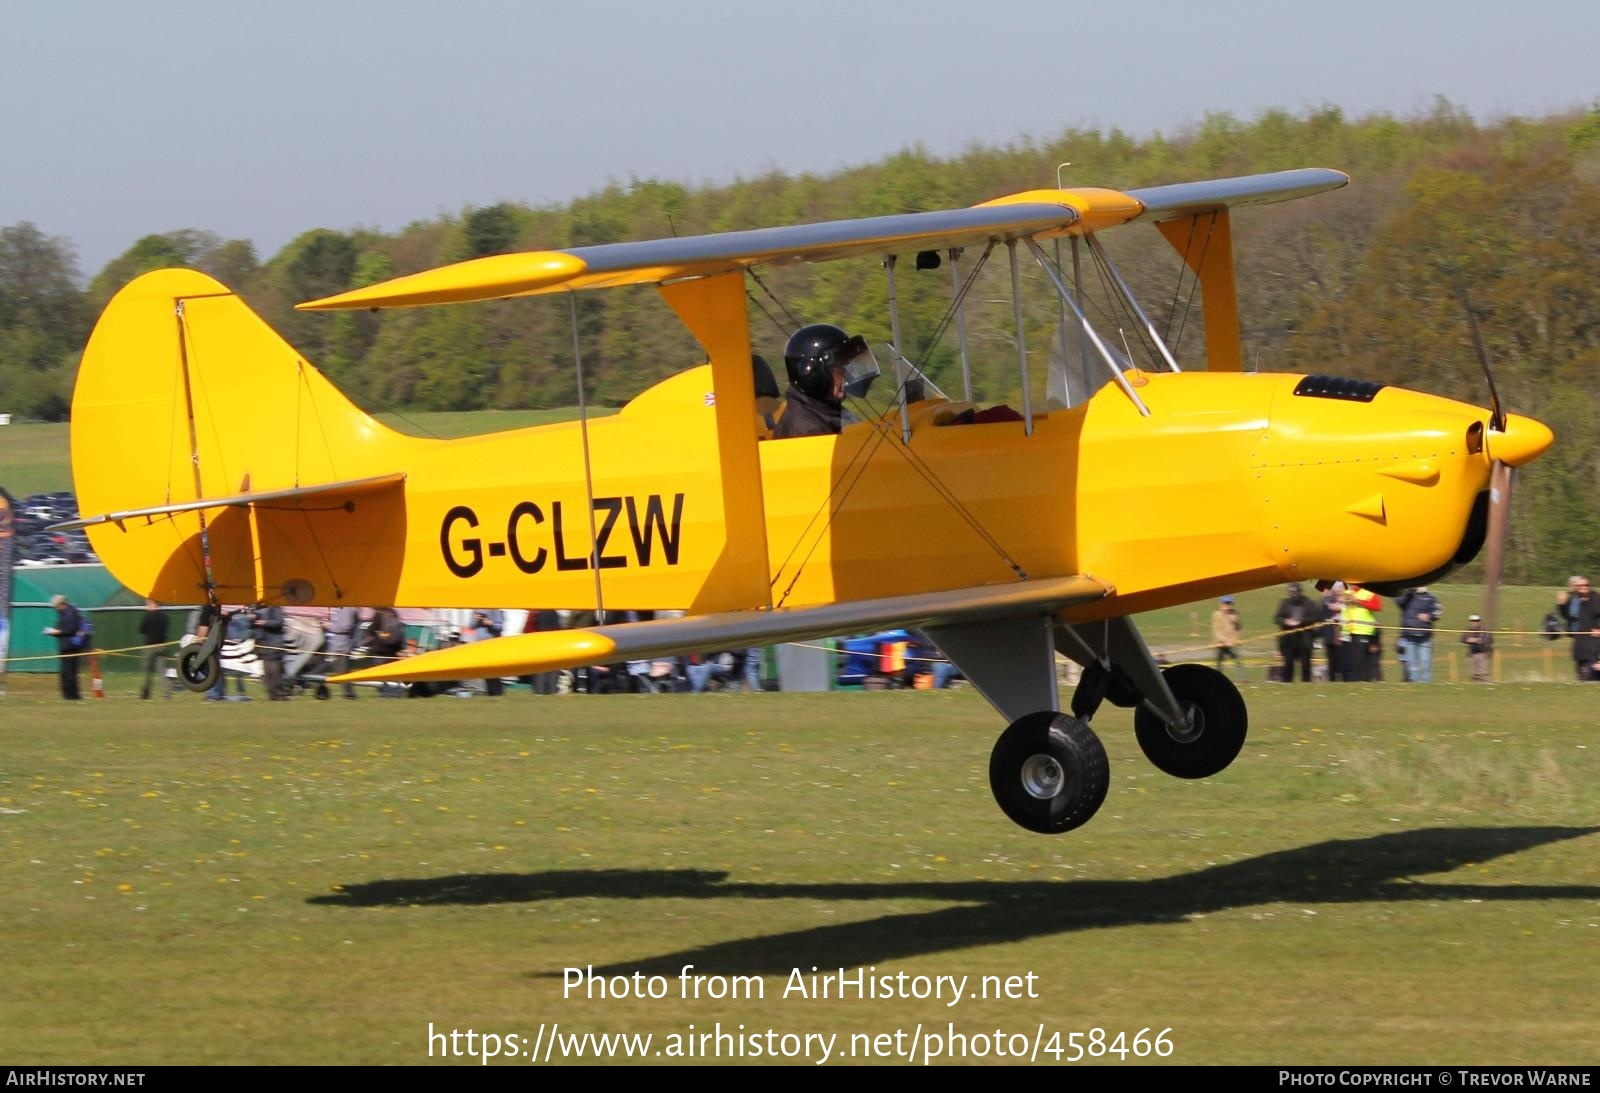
[{"left": 772, "top": 323, "right": 872, "bottom": 439}]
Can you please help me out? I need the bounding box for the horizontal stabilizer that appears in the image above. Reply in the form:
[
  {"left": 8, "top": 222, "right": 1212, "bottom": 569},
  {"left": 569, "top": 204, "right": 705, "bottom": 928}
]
[
  {"left": 55, "top": 473, "right": 406, "bottom": 531},
  {"left": 333, "top": 574, "right": 1111, "bottom": 684}
]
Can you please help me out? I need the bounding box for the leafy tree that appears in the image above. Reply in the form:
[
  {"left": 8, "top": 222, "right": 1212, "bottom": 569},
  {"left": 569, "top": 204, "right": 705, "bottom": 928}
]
[
  {"left": 459, "top": 203, "right": 522, "bottom": 259},
  {"left": 0, "top": 223, "right": 86, "bottom": 419}
]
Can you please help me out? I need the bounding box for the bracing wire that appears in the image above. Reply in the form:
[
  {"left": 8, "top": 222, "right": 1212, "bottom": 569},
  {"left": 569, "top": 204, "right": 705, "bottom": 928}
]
[{"left": 769, "top": 242, "right": 1032, "bottom": 605}]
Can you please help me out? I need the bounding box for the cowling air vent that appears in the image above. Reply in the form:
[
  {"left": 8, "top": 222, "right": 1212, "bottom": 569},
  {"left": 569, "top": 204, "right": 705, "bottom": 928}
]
[{"left": 1293, "top": 375, "right": 1385, "bottom": 402}]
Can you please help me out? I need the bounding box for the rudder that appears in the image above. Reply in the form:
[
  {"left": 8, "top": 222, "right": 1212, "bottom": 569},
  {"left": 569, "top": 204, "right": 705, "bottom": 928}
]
[{"left": 72, "top": 269, "right": 412, "bottom": 603}]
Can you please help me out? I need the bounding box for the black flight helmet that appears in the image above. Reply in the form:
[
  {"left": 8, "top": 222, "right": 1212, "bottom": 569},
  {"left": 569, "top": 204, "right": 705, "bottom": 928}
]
[{"left": 784, "top": 323, "right": 867, "bottom": 404}]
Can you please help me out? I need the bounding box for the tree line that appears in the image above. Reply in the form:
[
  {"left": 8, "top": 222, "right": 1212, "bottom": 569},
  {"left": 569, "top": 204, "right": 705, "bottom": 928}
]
[{"left": 3, "top": 99, "right": 1598, "bottom": 581}]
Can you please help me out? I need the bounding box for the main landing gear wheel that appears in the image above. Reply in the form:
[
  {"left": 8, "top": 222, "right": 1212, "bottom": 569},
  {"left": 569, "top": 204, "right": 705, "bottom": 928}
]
[
  {"left": 176, "top": 644, "right": 221, "bottom": 693},
  {"left": 989, "top": 712, "right": 1110, "bottom": 834},
  {"left": 1133, "top": 663, "right": 1248, "bottom": 779}
]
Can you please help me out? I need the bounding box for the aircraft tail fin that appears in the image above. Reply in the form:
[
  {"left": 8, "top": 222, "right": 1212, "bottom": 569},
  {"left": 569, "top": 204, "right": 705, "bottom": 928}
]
[{"left": 72, "top": 269, "right": 415, "bottom": 602}]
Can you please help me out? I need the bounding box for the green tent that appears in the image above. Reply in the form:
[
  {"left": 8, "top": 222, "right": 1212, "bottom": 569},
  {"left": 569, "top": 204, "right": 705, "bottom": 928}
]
[{"left": 7, "top": 565, "right": 186, "bottom": 674}]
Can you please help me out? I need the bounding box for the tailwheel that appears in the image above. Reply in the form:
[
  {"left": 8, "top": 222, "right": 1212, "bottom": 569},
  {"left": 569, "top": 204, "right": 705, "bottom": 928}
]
[
  {"left": 988, "top": 712, "right": 1109, "bottom": 834},
  {"left": 176, "top": 644, "right": 221, "bottom": 693},
  {"left": 1133, "top": 663, "right": 1248, "bottom": 779}
]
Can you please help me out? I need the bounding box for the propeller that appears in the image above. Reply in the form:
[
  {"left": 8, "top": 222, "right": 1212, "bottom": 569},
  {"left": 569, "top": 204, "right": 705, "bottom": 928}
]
[{"left": 1457, "top": 285, "right": 1511, "bottom": 635}]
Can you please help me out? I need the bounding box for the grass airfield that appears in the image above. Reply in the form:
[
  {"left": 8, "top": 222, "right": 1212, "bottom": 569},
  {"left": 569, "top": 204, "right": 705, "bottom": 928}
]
[{"left": 2, "top": 673, "right": 1597, "bottom": 1065}]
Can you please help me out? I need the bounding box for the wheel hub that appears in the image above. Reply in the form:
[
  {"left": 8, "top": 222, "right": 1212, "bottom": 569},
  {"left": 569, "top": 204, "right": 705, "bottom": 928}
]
[
  {"left": 1020, "top": 754, "right": 1065, "bottom": 799},
  {"left": 1165, "top": 703, "right": 1205, "bottom": 744}
]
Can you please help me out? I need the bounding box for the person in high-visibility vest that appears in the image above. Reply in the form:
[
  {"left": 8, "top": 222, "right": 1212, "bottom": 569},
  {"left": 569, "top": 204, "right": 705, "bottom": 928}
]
[{"left": 1342, "top": 584, "right": 1381, "bottom": 682}]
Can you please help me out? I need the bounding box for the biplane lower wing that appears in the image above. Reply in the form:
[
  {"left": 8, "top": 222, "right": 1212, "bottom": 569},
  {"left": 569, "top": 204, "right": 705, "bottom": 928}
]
[{"left": 332, "top": 574, "right": 1111, "bottom": 684}]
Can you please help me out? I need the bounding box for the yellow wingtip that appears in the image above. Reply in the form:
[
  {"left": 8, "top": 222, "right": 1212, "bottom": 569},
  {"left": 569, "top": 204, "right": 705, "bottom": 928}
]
[
  {"left": 330, "top": 631, "right": 620, "bottom": 684},
  {"left": 297, "top": 251, "right": 587, "bottom": 311}
]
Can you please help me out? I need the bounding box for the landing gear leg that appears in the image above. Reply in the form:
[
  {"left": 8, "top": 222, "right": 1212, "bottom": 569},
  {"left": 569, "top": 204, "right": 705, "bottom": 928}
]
[{"left": 989, "top": 712, "right": 1109, "bottom": 834}]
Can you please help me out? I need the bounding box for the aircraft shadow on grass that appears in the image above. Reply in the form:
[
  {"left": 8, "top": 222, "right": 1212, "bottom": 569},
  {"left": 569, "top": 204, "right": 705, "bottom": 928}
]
[{"left": 310, "top": 826, "right": 1600, "bottom": 975}]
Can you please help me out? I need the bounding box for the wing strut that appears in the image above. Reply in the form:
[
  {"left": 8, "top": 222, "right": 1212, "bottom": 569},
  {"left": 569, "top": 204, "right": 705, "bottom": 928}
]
[
  {"left": 1025, "top": 238, "right": 1150, "bottom": 417},
  {"left": 657, "top": 272, "right": 772, "bottom": 612},
  {"left": 568, "top": 292, "right": 607, "bottom": 619}
]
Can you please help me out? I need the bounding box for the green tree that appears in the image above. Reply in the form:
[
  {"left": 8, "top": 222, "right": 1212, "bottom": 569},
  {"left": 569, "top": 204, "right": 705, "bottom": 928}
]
[{"left": 0, "top": 223, "right": 87, "bottom": 419}]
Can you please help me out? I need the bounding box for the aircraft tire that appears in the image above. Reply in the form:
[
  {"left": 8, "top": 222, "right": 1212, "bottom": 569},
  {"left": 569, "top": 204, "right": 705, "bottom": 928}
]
[
  {"left": 1134, "top": 663, "right": 1247, "bottom": 779},
  {"left": 988, "top": 712, "right": 1109, "bottom": 834},
  {"left": 176, "top": 644, "right": 222, "bottom": 693}
]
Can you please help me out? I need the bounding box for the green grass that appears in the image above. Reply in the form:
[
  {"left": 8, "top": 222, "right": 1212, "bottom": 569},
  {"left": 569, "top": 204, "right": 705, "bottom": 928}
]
[
  {"left": 2, "top": 676, "right": 1597, "bottom": 1064},
  {"left": 0, "top": 422, "right": 75, "bottom": 497}
]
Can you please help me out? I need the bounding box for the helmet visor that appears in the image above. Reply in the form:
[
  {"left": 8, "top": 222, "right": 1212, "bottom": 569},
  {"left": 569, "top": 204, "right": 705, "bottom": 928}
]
[{"left": 836, "top": 335, "right": 879, "bottom": 398}]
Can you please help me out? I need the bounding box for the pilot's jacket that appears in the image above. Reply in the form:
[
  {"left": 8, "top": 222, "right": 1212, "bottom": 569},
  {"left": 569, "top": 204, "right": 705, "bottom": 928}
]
[{"left": 771, "top": 386, "right": 842, "bottom": 439}]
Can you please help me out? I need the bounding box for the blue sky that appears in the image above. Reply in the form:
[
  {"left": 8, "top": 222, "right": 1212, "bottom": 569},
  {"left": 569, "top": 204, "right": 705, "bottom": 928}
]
[{"left": 4, "top": 0, "right": 1596, "bottom": 276}]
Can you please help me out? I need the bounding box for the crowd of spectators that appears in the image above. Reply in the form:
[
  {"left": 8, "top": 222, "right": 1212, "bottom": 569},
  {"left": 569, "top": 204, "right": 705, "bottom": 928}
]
[{"left": 1232, "top": 575, "right": 1600, "bottom": 684}]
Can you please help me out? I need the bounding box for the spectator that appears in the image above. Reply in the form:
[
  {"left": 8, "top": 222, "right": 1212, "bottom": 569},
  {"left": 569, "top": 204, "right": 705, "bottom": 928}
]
[
  {"left": 1212, "top": 596, "right": 1242, "bottom": 674},
  {"left": 138, "top": 598, "right": 171, "bottom": 699},
  {"left": 366, "top": 608, "right": 406, "bottom": 662},
  {"left": 1272, "top": 583, "right": 1320, "bottom": 682},
  {"left": 1574, "top": 578, "right": 1600, "bottom": 682},
  {"left": 1462, "top": 614, "right": 1495, "bottom": 682},
  {"left": 740, "top": 648, "right": 765, "bottom": 693},
  {"left": 325, "top": 606, "right": 362, "bottom": 699},
  {"left": 906, "top": 631, "right": 961, "bottom": 689},
  {"left": 249, "top": 605, "right": 288, "bottom": 700},
  {"left": 521, "top": 609, "right": 562, "bottom": 695},
  {"left": 43, "top": 594, "right": 83, "bottom": 700},
  {"left": 1395, "top": 587, "right": 1442, "bottom": 683},
  {"left": 1321, "top": 583, "right": 1346, "bottom": 682},
  {"left": 466, "top": 610, "right": 505, "bottom": 695},
  {"left": 686, "top": 651, "right": 734, "bottom": 693},
  {"left": 1341, "top": 584, "right": 1381, "bottom": 682}
]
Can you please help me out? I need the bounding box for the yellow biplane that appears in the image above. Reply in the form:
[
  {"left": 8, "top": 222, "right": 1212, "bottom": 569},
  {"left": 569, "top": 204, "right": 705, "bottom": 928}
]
[{"left": 64, "top": 167, "right": 1552, "bottom": 834}]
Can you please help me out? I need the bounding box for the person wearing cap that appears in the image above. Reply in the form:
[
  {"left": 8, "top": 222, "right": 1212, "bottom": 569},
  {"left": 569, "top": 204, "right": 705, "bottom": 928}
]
[
  {"left": 1462, "top": 614, "right": 1495, "bottom": 682},
  {"left": 1396, "top": 586, "right": 1443, "bottom": 684},
  {"left": 1272, "top": 582, "right": 1321, "bottom": 682},
  {"left": 42, "top": 594, "right": 84, "bottom": 700},
  {"left": 1211, "top": 596, "right": 1242, "bottom": 675}
]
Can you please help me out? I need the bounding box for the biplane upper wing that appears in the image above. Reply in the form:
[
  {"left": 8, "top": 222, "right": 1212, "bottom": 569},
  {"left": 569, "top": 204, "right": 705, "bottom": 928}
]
[
  {"left": 297, "top": 169, "right": 1347, "bottom": 311},
  {"left": 1124, "top": 167, "right": 1347, "bottom": 221},
  {"left": 331, "top": 574, "right": 1110, "bottom": 684}
]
